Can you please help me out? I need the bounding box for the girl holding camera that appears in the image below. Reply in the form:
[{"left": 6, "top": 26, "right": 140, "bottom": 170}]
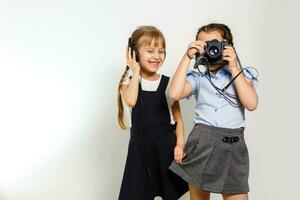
[{"left": 168, "top": 23, "right": 258, "bottom": 200}]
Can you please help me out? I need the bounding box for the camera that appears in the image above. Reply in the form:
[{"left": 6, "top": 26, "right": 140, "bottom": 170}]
[{"left": 196, "top": 39, "right": 229, "bottom": 66}]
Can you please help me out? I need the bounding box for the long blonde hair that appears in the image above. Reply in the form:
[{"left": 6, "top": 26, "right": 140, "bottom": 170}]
[{"left": 117, "top": 26, "right": 166, "bottom": 129}]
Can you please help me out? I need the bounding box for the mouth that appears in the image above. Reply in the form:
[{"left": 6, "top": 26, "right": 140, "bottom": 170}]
[{"left": 148, "top": 61, "right": 160, "bottom": 67}]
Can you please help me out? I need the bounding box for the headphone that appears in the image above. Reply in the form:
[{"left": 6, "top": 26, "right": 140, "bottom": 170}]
[
  {"left": 128, "top": 37, "right": 140, "bottom": 62},
  {"left": 128, "top": 37, "right": 166, "bottom": 62}
]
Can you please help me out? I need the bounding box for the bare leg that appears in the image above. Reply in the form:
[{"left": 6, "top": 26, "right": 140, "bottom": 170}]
[
  {"left": 189, "top": 184, "right": 210, "bottom": 200},
  {"left": 222, "top": 193, "right": 248, "bottom": 200}
]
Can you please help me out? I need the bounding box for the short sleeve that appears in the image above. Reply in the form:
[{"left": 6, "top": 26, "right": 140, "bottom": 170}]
[
  {"left": 186, "top": 70, "right": 201, "bottom": 99},
  {"left": 243, "top": 67, "right": 258, "bottom": 89}
]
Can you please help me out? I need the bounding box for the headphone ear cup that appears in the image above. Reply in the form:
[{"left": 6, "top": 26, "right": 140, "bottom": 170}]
[
  {"left": 135, "top": 51, "right": 139, "bottom": 62},
  {"left": 128, "top": 37, "right": 139, "bottom": 62}
]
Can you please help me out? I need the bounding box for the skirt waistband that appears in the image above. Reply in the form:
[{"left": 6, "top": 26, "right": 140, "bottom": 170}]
[{"left": 195, "top": 123, "right": 244, "bottom": 136}]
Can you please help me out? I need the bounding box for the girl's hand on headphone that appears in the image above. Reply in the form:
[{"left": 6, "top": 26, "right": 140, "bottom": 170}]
[
  {"left": 222, "top": 46, "right": 239, "bottom": 71},
  {"left": 126, "top": 47, "right": 140, "bottom": 74},
  {"left": 185, "top": 40, "right": 206, "bottom": 59}
]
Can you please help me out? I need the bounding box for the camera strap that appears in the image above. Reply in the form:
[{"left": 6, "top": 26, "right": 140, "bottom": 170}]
[
  {"left": 194, "top": 52, "right": 245, "bottom": 107},
  {"left": 198, "top": 66, "right": 241, "bottom": 107}
]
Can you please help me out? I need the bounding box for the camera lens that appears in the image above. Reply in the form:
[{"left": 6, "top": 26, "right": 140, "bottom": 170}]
[{"left": 208, "top": 46, "right": 220, "bottom": 58}]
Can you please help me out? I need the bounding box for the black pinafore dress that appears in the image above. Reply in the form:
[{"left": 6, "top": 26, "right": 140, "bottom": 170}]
[{"left": 119, "top": 75, "right": 188, "bottom": 200}]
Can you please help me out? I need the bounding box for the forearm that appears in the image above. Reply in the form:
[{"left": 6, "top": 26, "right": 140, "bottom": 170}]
[
  {"left": 175, "top": 119, "right": 185, "bottom": 146},
  {"left": 169, "top": 54, "right": 191, "bottom": 101},
  {"left": 231, "top": 68, "right": 258, "bottom": 111},
  {"left": 122, "top": 69, "right": 140, "bottom": 108}
]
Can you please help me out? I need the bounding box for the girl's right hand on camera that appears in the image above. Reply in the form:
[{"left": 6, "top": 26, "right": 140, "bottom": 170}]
[
  {"left": 186, "top": 40, "right": 206, "bottom": 59},
  {"left": 126, "top": 48, "right": 140, "bottom": 74}
]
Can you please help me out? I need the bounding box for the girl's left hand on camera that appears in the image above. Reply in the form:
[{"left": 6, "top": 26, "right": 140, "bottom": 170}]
[{"left": 222, "top": 46, "right": 239, "bottom": 71}]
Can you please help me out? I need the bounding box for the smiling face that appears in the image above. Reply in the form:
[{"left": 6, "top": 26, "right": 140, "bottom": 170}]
[{"left": 137, "top": 37, "right": 165, "bottom": 74}]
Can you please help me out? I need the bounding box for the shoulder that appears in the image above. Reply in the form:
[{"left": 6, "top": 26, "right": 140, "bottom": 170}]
[
  {"left": 187, "top": 70, "right": 202, "bottom": 79},
  {"left": 159, "top": 74, "right": 171, "bottom": 85},
  {"left": 161, "top": 74, "right": 170, "bottom": 80},
  {"left": 186, "top": 70, "right": 202, "bottom": 86}
]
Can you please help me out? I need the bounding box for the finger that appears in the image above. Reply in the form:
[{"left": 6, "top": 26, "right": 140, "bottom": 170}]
[
  {"left": 127, "top": 47, "right": 132, "bottom": 61},
  {"left": 195, "top": 43, "right": 206, "bottom": 54},
  {"left": 175, "top": 151, "right": 179, "bottom": 161},
  {"left": 223, "top": 48, "right": 234, "bottom": 54},
  {"left": 132, "top": 49, "right": 136, "bottom": 62},
  {"left": 176, "top": 151, "right": 181, "bottom": 163},
  {"left": 222, "top": 54, "right": 235, "bottom": 62},
  {"left": 188, "top": 46, "right": 200, "bottom": 53},
  {"left": 178, "top": 154, "right": 183, "bottom": 163},
  {"left": 126, "top": 47, "right": 130, "bottom": 61},
  {"left": 222, "top": 52, "right": 229, "bottom": 58},
  {"left": 191, "top": 41, "right": 203, "bottom": 47},
  {"left": 178, "top": 154, "right": 182, "bottom": 163},
  {"left": 223, "top": 50, "right": 236, "bottom": 59},
  {"left": 222, "top": 50, "right": 234, "bottom": 58},
  {"left": 174, "top": 150, "right": 178, "bottom": 161},
  {"left": 224, "top": 45, "right": 234, "bottom": 51},
  {"left": 189, "top": 45, "right": 204, "bottom": 55},
  {"left": 195, "top": 40, "right": 207, "bottom": 47},
  {"left": 191, "top": 42, "right": 205, "bottom": 51},
  {"left": 175, "top": 156, "right": 179, "bottom": 163},
  {"left": 222, "top": 56, "right": 231, "bottom": 62}
]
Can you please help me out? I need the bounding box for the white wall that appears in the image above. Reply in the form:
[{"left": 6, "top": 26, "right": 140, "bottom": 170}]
[{"left": 0, "top": 0, "right": 299, "bottom": 199}]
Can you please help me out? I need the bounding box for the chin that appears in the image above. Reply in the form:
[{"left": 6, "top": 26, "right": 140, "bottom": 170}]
[
  {"left": 148, "top": 69, "right": 159, "bottom": 73},
  {"left": 208, "top": 64, "right": 223, "bottom": 71},
  {"left": 147, "top": 65, "right": 161, "bottom": 73}
]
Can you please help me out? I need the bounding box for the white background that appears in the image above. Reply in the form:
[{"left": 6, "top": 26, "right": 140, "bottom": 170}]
[{"left": 0, "top": 0, "right": 299, "bottom": 199}]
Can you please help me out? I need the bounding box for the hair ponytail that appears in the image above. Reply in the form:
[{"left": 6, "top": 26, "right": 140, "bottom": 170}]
[{"left": 117, "top": 66, "right": 129, "bottom": 129}]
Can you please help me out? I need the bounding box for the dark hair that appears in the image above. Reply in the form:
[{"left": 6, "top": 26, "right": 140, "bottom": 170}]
[{"left": 196, "top": 23, "right": 233, "bottom": 46}]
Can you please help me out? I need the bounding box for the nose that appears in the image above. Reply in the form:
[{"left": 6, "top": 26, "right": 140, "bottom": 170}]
[{"left": 153, "top": 51, "right": 160, "bottom": 59}]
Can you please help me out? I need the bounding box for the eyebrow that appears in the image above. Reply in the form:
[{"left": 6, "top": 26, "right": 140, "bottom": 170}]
[{"left": 144, "top": 46, "right": 165, "bottom": 50}]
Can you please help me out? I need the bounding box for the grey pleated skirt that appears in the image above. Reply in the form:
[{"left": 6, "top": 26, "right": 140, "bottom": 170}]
[{"left": 169, "top": 123, "right": 249, "bottom": 194}]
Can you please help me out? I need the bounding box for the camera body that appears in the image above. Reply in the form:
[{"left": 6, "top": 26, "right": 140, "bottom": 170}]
[{"left": 197, "top": 39, "right": 229, "bottom": 66}]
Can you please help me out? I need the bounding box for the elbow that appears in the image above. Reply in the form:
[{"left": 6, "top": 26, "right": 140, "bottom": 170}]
[
  {"left": 169, "top": 90, "right": 181, "bottom": 102},
  {"left": 246, "top": 104, "right": 257, "bottom": 111},
  {"left": 126, "top": 102, "right": 136, "bottom": 108},
  {"left": 125, "top": 99, "right": 137, "bottom": 108},
  {"left": 245, "top": 99, "right": 258, "bottom": 111}
]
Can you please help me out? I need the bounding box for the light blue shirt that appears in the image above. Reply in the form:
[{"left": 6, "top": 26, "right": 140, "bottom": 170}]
[{"left": 186, "top": 66, "right": 258, "bottom": 129}]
